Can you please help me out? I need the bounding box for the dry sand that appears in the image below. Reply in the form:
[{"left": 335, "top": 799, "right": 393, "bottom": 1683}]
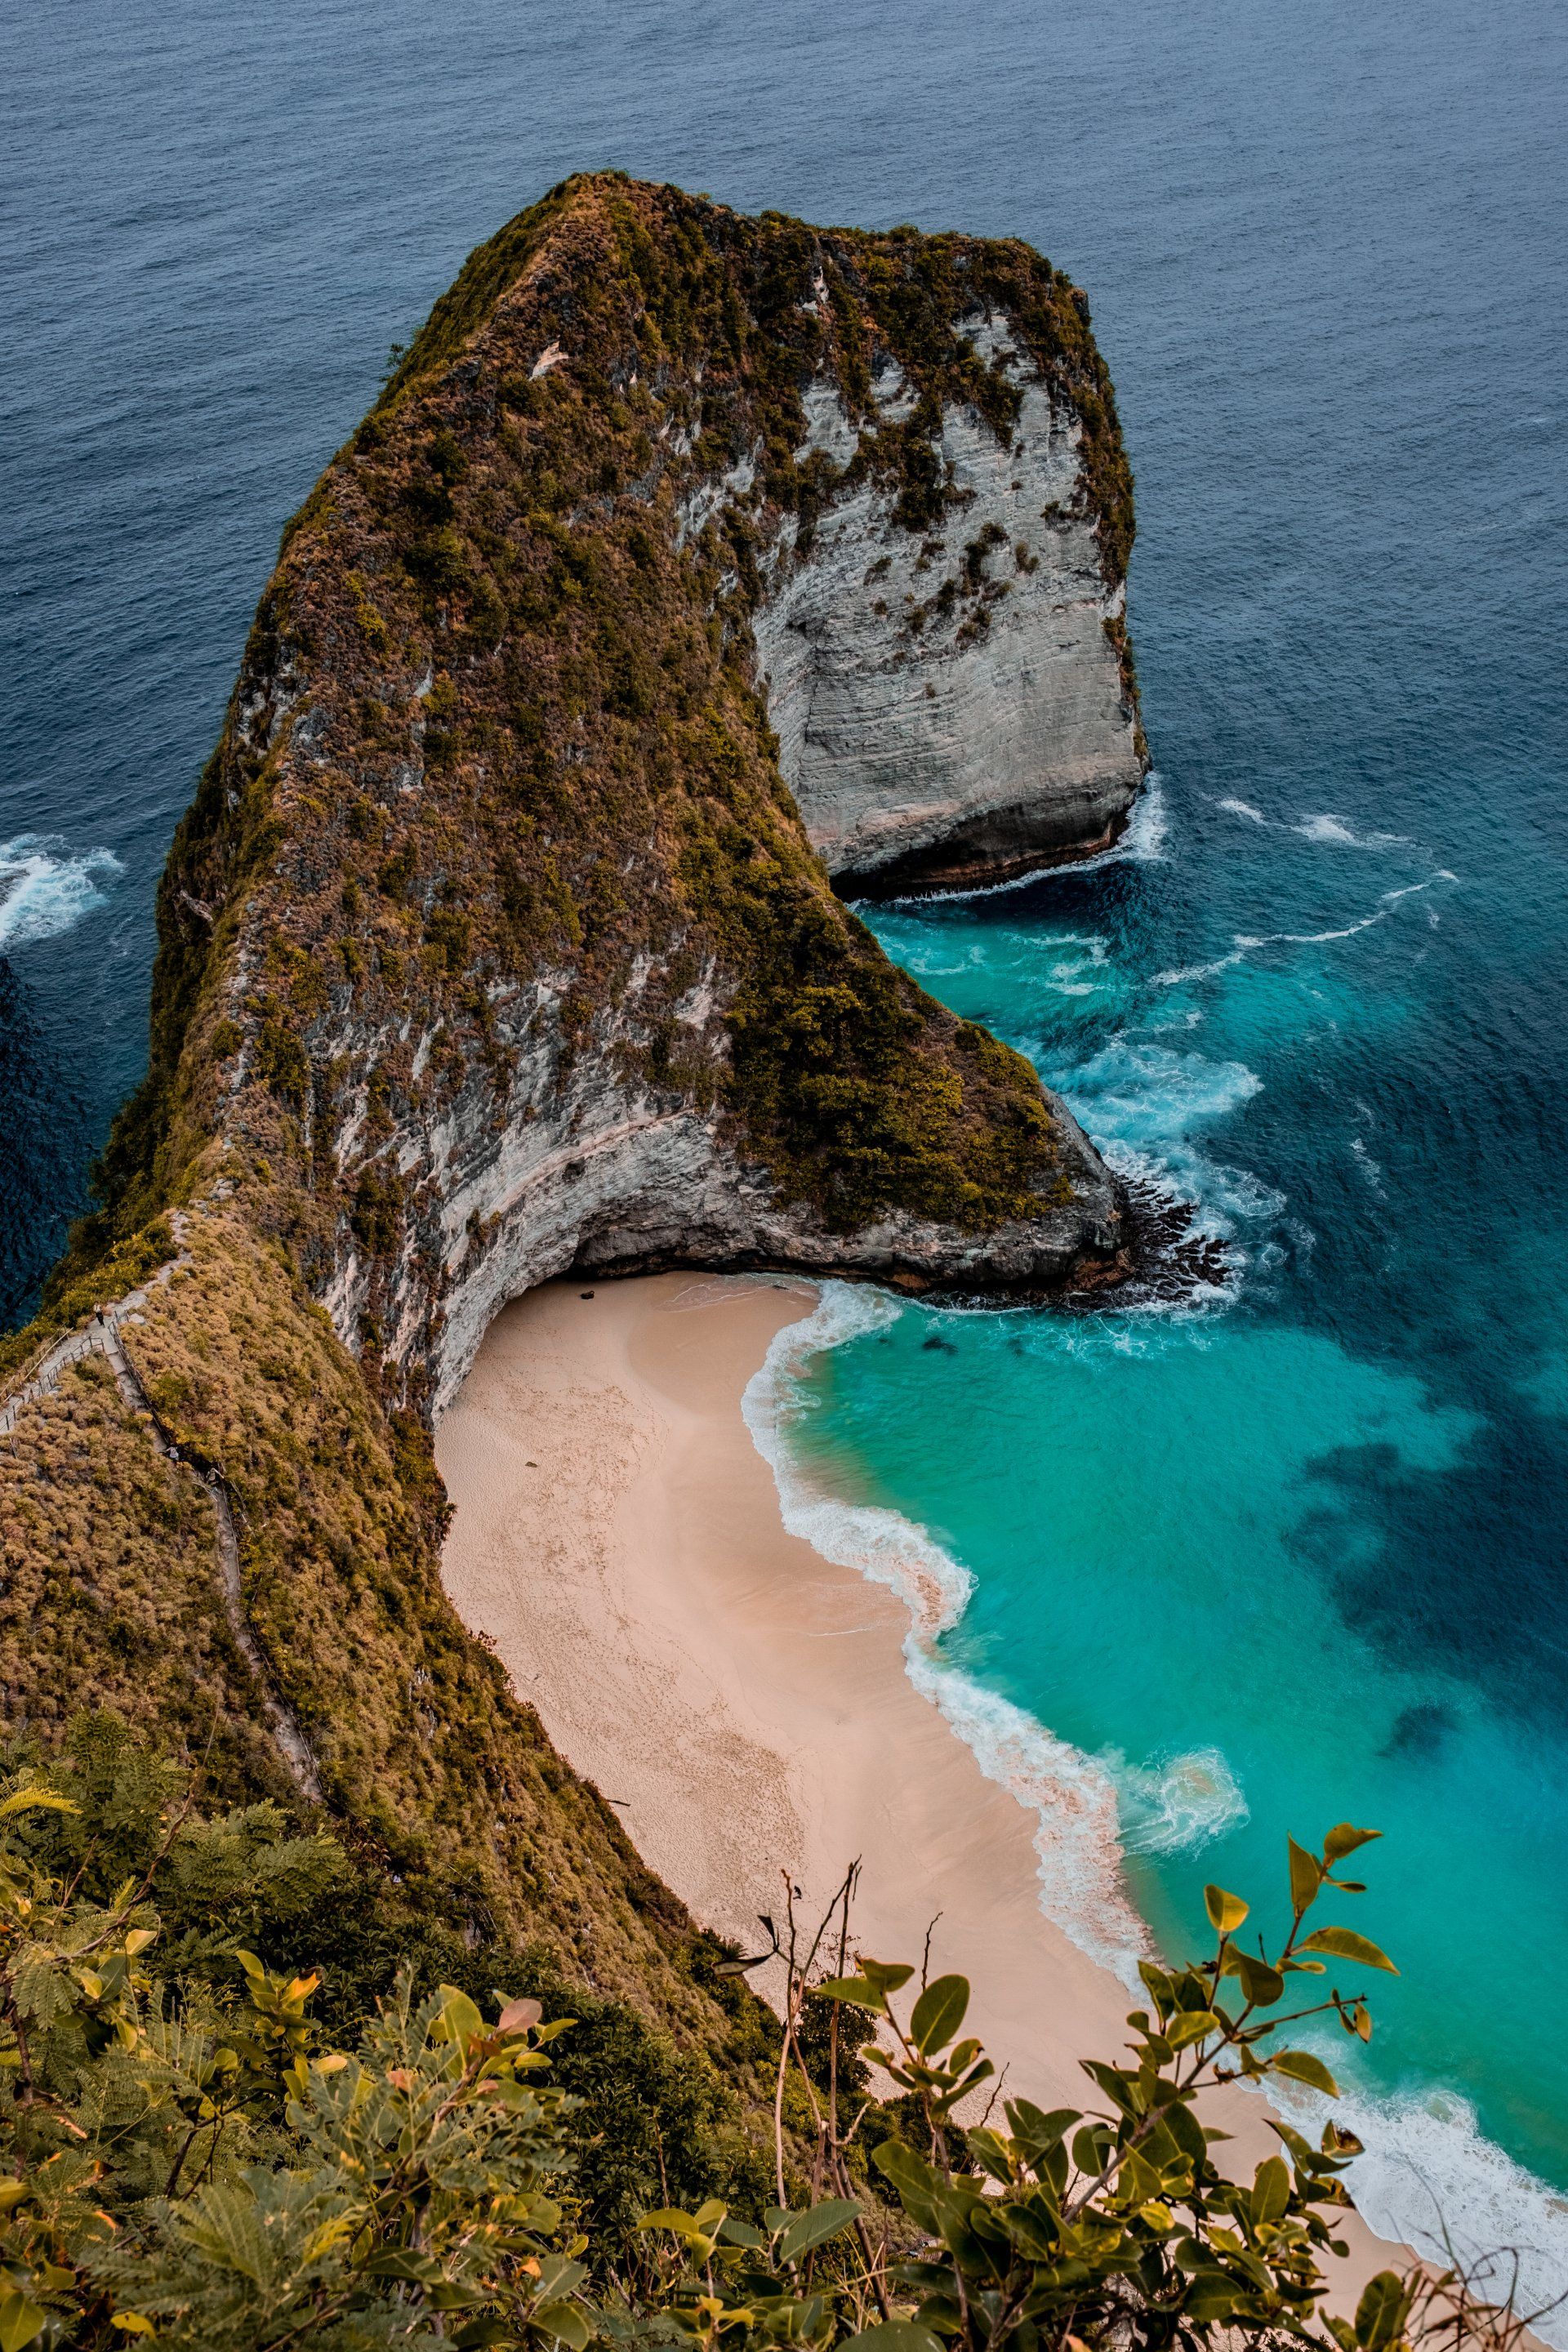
[{"left": 435, "top": 1270, "right": 1401, "bottom": 2292}]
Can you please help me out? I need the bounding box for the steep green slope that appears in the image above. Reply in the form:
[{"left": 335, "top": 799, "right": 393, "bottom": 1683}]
[{"left": 0, "top": 177, "right": 1142, "bottom": 2176}]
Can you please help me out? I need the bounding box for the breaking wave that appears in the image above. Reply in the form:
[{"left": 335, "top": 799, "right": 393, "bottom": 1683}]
[
  {"left": 1152, "top": 873, "right": 1455, "bottom": 987},
  {"left": 1118, "top": 1744, "right": 1250, "bottom": 1854},
  {"left": 1214, "top": 795, "right": 1411, "bottom": 853},
  {"left": 0, "top": 835, "right": 122, "bottom": 952},
  {"left": 742, "top": 1281, "right": 1220, "bottom": 1984},
  {"left": 877, "top": 773, "right": 1169, "bottom": 909}
]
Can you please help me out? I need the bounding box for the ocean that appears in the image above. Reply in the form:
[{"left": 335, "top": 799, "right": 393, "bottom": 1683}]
[{"left": 6, "top": 0, "right": 1566, "bottom": 2311}]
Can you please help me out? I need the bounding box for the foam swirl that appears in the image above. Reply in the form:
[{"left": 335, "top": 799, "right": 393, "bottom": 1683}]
[{"left": 0, "top": 835, "right": 122, "bottom": 952}]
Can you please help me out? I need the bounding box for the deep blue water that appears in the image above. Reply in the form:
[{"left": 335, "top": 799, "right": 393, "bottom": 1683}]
[{"left": 6, "top": 0, "right": 1567, "bottom": 2297}]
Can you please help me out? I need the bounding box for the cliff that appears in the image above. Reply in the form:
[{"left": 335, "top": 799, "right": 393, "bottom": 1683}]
[{"left": 0, "top": 178, "right": 1143, "bottom": 2105}]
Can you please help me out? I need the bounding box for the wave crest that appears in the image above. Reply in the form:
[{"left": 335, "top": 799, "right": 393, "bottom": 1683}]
[
  {"left": 742, "top": 1284, "right": 1157, "bottom": 1983},
  {"left": 1117, "top": 1745, "right": 1250, "bottom": 1854},
  {"left": 1342, "top": 2088, "right": 1568, "bottom": 2344},
  {"left": 0, "top": 835, "right": 122, "bottom": 952},
  {"left": 875, "top": 774, "right": 1169, "bottom": 909}
]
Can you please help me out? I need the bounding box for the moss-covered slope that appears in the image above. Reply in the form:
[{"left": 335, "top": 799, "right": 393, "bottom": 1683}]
[{"left": 0, "top": 176, "right": 1141, "bottom": 2145}]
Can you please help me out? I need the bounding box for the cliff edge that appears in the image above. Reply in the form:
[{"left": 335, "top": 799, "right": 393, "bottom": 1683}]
[
  {"left": 0, "top": 176, "right": 1143, "bottom": 2060},
  {"left": 83, "top": 175, "right": 1140, "bottom": 1414}
]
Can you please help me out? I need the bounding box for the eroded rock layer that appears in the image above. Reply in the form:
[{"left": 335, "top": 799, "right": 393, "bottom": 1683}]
[
  {"left": 0, "top": 176, "right": 1143, "bottom": 2025},
  {"left": 755, "top": 318, "right": 1143, "bottom": 893}
]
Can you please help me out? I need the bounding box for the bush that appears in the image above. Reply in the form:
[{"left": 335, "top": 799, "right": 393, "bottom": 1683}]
[{"left": 0, "top": 1720, "right": 1527, "bottom": 2352}]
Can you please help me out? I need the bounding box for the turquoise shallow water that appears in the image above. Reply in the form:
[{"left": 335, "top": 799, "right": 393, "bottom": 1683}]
[{"left": 757, "top": 772, "right": 1568, "bottom": 2297}]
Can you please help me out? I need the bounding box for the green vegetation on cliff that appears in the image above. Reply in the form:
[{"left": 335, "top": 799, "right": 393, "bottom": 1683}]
[
  {"left": 0, "top": 1741, "right": 1495, "bottom": 2352},
  {"left": 0, "top": 179, "right": 1145, "bottom": 2319}
]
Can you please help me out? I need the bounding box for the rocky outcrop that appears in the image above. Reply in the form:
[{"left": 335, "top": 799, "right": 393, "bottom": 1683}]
[
  {"left": 0, "top": 173, "right": 1147, "bottom": 2067},
  {"left": 320, "top": 995, "right": 1119, "bottom": 1413},
  {"left": 36, "top": 175, "right": 1145, "bottom": 1436},
  {"left": 755, "top": 327, "right": 1142, "bottom": 895}
]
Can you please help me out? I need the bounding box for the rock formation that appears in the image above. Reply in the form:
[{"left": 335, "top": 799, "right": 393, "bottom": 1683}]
[
  {"left": 756, "top": 320, "right": 1143, "bottom": 894},
  {"left": 0, "top": 176, "right": 1144, "bottom": 1998},
  {"left": 99, "top": 175, "right": 1143, "bottom": 1412}
]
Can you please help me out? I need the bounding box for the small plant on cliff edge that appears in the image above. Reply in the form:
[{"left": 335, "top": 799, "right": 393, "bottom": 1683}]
[
  {"left": 0, "top": 1748, "right": 1546, "bottom": 2352},
  {"left": 635, "top": 1833, "right": 1552, "bottom": 2352}
]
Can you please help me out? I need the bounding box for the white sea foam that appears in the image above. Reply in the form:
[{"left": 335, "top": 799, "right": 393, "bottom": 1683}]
[
  {"left": 1340, "top": 2087, "right": 1568, "bottom": 2343},
  {"left": 1266, "top": 2071, "right": 1568, "bottom": 2348},
  {"left": 1350, "top": 1137, "right": 1388, "bottom": 1198},
  {"left": 1214, "top": 796, "right": 1410, "bottom": 853},
  {"left": 744, "top": 1288, "right": 1568, "bottom": 2337},
  {"left": 741, "top": 1282, "right": 1154, "bottom": 1980},
  {"left": 0, "top": 834, "right": 122, "bottom": 951},
  {"left": 876, "top": 773, "right": 1169, "bottom": 909},
  {"left": 1059, "top": 1038, "right": 1274, "bottom": 1257},
  {"left": 1293, "top": 812, "right": 1410, "bottom": 849},
  {"left": 1117, "top": 1744, "right": 1250, "bottom": 1854},
  {"left": 1152, "top": 872, "right": 1453, "bottom": 987}
]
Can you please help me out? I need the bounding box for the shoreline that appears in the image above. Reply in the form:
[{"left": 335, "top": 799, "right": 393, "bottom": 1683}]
[{"left": 435, "top": 1270, "right": 1403, "bottom": 2295}]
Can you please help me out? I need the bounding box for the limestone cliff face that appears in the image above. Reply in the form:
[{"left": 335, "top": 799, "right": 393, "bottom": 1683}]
[
  {"left": 755, "top": 326, "right": 1142, "bottom": 894},
  {"left": 42, "top": 176, "right": 1144, "bottom": 1432},
  {"left": 0, "top": 172, "right": 1145, "bottom": 2034},
  {"left": 323, "top": 1004, "right": 1116, "bottom": 1416}
]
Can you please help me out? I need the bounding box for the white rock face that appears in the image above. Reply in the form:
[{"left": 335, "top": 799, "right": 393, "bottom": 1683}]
[
  {"left": 258, "top": 305, "right": 1141, "bottom": 1413},
  {"left": 752, "top": 322, "right": 1142, "bottom": 893},
  {"left": 313, "top": 973, "right": 1120, "bottom": 1414}
]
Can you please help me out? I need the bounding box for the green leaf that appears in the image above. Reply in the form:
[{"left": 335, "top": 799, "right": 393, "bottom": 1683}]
[
  {"left": 1271, "top": 2049, "right": 1340, "bottom": 2097},
  {"left": 1164, "top": 2098, "right": 1209, "bottom": 2168},
  {"left": 0, "top": 1788, "right": 78, "bottom": 1824},
  {"left": 909, "top": 1973, "right": 969, "bottom": 2056},
  {"left": 840, "top": 2328, "right": 943, "bottom": 2352},
  {"left": 535, "top": 2301, "right": 592, "bottom": 2350},
  {"left": 815, "top": 1976, "right": 885, "bottom": 2015},
  {"left": 434, "top": 1985, "right": 484, "bottom": 2047},
  {"left": 1297, "top": 1926, "right": 1399, "bottom": 1975},
  {"left": 965, "top": 2127, "right": 1013, "bottom": 2184},
  {"left": 1268, "top": 2118, "right": 1319, "bottom": 2168},
  {"left": 1183, "top": 2274, "right": 1245, "bottom": 2324},
  {"left": 0, "top": 2298, "right": 46, "bottom": 2352},
  {"left": 1080, "top": 2059, "right": 1138, "bottom": 2114},
  {"left": 1165, "top": 2010, "right": 1223, "bottom": 2051},
  {"left": 1204, "top": 1884, "right": 1250, "bottom": 1936},
  {"left": 1325, "top": 1824, "right": 1382, "bottom": 1863},
  {"left": 1138, "top": 1960, "right": 1175, "bottom": 2013},
  {"left": 639, "top": 2207, "right": 718, "bottom": 2243},
  {"left": 872, "top": 2140, "right": 941, "bottom": 2234},
  {"left": 1354, "top": 2270, "right": 1415, "bottom": 2352},
  {"left": 1252, "top": 2154, "right": 1290, "bottom": 2225},
  {"left": 777, "top": 2198, "right": 860, "bottom": 2264},
  {"left": 1004, "top": 2099, "right": 1080, "bottom": 2155},
  {"left": 1231, "top": 1950, "right": 1285, "bottom": 2008},
  {"left": 1288, "top": 1836, "right": 1322, "bottom": 1916},
  {"left": 859, "top": 1958, "right": 915, "bottom": 1998}
]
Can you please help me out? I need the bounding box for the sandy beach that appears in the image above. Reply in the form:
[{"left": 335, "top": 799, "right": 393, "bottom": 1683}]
[{"left": 435, "top": 1271, "right": 1401, "bottom": 2292}]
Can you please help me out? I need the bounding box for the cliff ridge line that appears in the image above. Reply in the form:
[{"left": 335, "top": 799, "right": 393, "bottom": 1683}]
[{"left": 0, "top": 178, "right": 1147, "bottom": 2037}]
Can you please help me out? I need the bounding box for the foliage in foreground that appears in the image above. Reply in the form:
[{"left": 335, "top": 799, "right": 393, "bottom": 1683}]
[{"left": 0, "top": 1724, "right": 1542, "bottom": 2352}]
